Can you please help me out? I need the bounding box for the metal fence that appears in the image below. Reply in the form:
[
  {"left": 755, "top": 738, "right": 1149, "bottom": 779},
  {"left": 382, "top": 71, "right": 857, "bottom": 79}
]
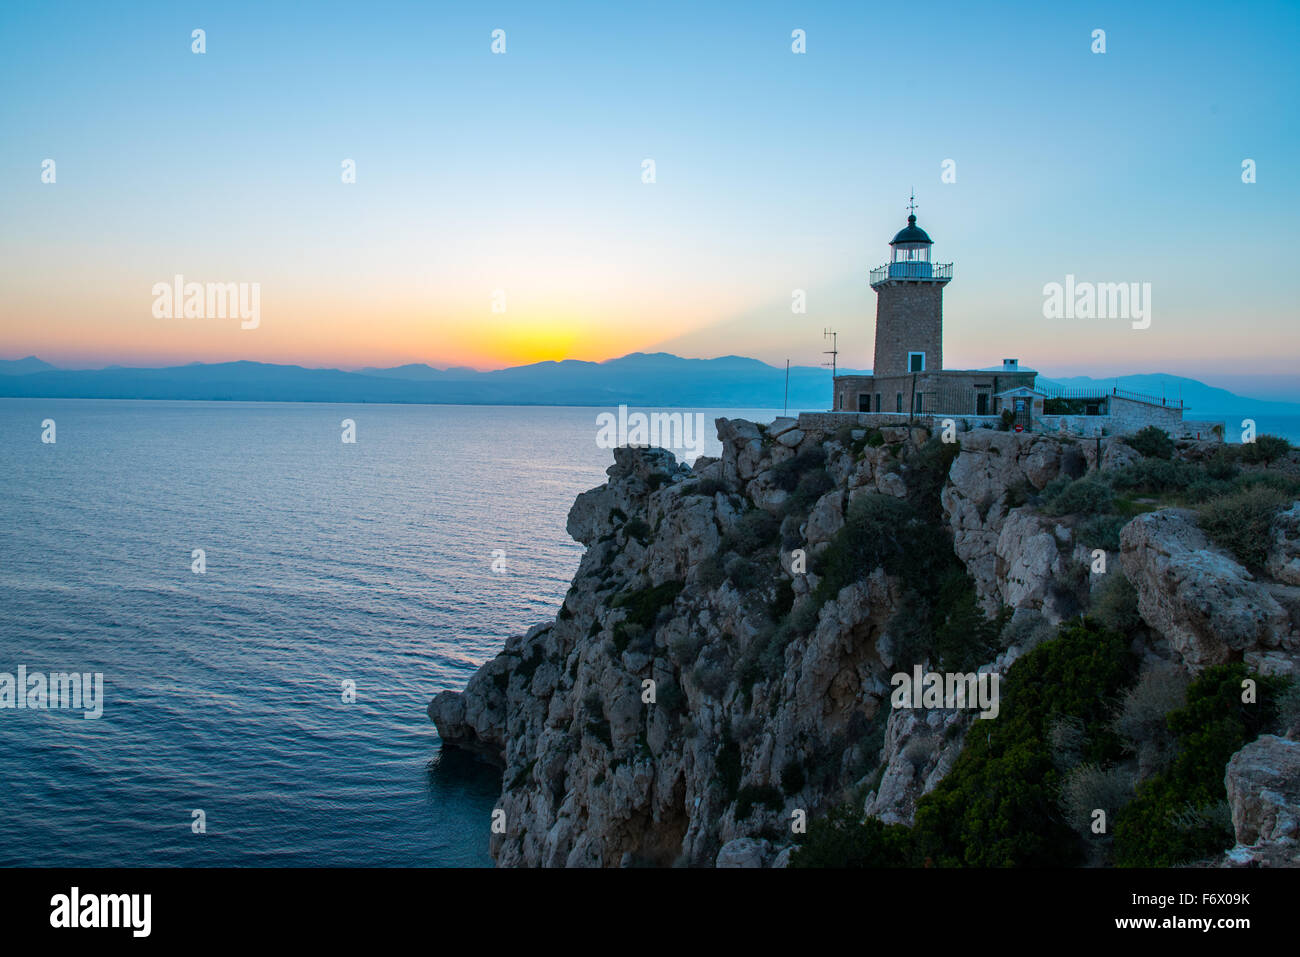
[{"left": 1039, "top": 383, "right": 1184, "bottom": 410}]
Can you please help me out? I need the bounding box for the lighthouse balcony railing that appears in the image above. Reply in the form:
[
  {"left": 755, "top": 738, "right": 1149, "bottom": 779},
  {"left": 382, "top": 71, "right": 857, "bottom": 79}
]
[{"left": 870, "top": 262, "right": 953, "bottom": 284}]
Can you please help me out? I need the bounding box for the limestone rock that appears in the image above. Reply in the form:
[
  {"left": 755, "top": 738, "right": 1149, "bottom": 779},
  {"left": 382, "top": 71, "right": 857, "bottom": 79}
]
[
  {"left": 1120, "top": 509, "right": 1289, "bottom": 668},
  {"left": 1266, "top": 502, "right": 1300, "bottom": 586},
  {"left": 1225, "top": 734, "right": 1300, "bottom": 855},
  {"left": 715, "top": 837, "right": 773, "bottom": 868},
  {"left": 429, "top": 416, "right": 1298, "bottom": 867}
]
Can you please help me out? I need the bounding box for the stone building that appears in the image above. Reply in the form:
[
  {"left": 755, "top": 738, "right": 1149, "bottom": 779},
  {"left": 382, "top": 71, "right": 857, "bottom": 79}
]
[
  {"left": 833, "top": 210, "right": 1036, "bottom": 419},
  {"left": 830, "top": 208, "right": 1220, "bottom": 440}
]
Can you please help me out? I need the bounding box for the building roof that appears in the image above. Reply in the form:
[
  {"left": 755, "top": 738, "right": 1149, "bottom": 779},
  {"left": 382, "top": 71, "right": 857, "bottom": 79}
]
[
  {"left": 994, "top": 386, "right": 1049, "bottom": 398},
  {"left": 890, "top": 214, "right": 933, "bottom": 246}
]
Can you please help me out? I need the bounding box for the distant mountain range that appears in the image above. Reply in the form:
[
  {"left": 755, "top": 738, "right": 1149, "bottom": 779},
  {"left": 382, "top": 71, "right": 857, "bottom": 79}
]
[
  {"left": 0, "top": 353, "right": 866, "bottom": 410},
  {"left": 2, "top": 354, "right": 1298, "bottom": 424}
]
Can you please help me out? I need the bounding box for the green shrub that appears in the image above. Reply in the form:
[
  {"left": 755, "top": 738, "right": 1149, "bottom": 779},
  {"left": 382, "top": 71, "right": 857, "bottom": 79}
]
[
  {"left": 623, "top": 518, "right": 652, "bottom": 545},
  {"left": 904, "top": 438, "right": 961, "bottom": 516},
  {"left": 999, "top": 608, "right": 1055, "bottom": 654},
  {"left": 1040, "top": 478, "right": 1115, "bottom": 517},
  {"left": 723, "top": 555, "right": 760, "bottom": 591},
  {"left": 788, "top": 598, "right": 821, "bottom": 636},
  {"left": 1204, "top": 451, "right": 1239, "bottom": 481},
  {"left": 695, "top": 554, "right": 724, "bottom": 589},
  {"left": 791, "top": 805, "right": 913, "bottom": 867},
  {"left": 910, "top": 620, "right": 1135, "bottom": 867},
  {"left": 715, "top": 728, "right": 743, "bottom": 802},
  {"left": 1198, "top": 486, "right": 1291, "bottom": 570},
  {"left": 779, "top": 759, "right": 806, "bottom": 796},
  {"left": 1045, "top": 397, "right": 1088, "bottom": 416},
  {"left": 1124, "top": 425, "right": 1175, "bottom": 460},
  {"left": 1238, "top": 434, "right": 1291, "bottom": 465},
  {"left": 932, "top": 572, "right": 1006, "bottom": 672},
  {"left": 734, "top": 784, "right": 783, "bottom": 820},
  {"left": 610, "top": 581, "right": 684, "bottom": 653},
  {"left": 687, "top": 477, "right": 727, "bottom": 497},
  {"left": 656, "top": 679, "right": 684, "bottom": 713},
  {"left": 1184, "top": 476, "right": 1236, "bottom": 503},
  {"left": 771, "top": 447, "right": 827, "bottom": 492},
  {"left": 812, "top": 494, "right": 919, "bottom": 604},
  {"left": 798, "top": 620, "right": 1139, "bottom": 868},
  {"left": 884, "top": 591, "right": 934, "bottom": 668},
  {"left": 1089, "top": 570, "right": 1142, "bottom": 634},
  {"left": 1113, "top": 664, "right": 1285, "bottom": 866},
  {"left": 786, "top": 468, "right": 834, "bottom": 514},
  {"left": 1111, "top": 662, "right": 1189, "bottom": 775},
  {"left": 1234, "top": 469, "right": 1300, "bottom": 496},
  {"left": 724, "top": 508, "right": 781, "bottom": 555},
  {"left": 1077, "top": 513, "right": 1125, "bottom": 551},
  {"left": 1106, "top": 458, "right": 1200, "bottom": 495},
  {"left": 1059, "top": 763, "right": 1137, "bottom": 837},
  {"left": 692, "top": 646, "right": 731, "bottom": 699}
]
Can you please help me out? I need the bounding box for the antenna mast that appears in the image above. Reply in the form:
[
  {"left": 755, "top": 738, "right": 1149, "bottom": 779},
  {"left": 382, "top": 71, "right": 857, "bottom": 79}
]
[{"left": 823, "top": 328, "right": 838, "bottom": 380}]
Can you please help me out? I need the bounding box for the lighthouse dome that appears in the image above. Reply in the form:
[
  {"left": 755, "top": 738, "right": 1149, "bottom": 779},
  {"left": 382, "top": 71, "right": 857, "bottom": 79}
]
[{"left": 890, "top": 214, "right": 933, "bottom": 245}]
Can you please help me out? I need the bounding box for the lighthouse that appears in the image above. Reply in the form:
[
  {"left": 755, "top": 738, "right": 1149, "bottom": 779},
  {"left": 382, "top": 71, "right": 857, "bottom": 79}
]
[
  {"left": 825, "top": 197, "right": 1210, "bottom": 442},
  {"left": 833, "top": 197, "right": 1034, "bottom": 417},
  {"left": 868, "top": 205, "right": 952, "bottom": 379}
]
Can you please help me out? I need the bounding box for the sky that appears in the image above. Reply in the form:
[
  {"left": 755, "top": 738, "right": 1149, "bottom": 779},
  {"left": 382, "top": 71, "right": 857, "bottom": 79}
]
[{"left": 1, "top": 0, "right": 1297, "bottom": 389}]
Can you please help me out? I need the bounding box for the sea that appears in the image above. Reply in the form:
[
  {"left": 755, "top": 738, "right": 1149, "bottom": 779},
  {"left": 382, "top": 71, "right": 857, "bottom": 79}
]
[{"left": 0, "top": 399, "right": 780, "bottom": 867}]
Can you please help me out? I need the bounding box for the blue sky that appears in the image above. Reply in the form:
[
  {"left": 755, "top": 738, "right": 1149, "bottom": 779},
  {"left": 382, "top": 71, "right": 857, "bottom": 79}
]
[{"left": 1, "top": 0, "right": 1296, "bottom": 388}]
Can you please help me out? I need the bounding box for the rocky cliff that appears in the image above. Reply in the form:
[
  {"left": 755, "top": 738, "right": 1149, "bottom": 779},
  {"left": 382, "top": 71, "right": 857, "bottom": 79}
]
[{"left": 430, "top": 416, "right": 1300, "bottom": 867}]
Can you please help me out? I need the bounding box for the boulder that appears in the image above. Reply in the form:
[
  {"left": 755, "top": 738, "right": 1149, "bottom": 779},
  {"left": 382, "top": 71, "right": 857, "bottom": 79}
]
[
  {"left": 1266, "top": 502, "right": 1300, "bottom": 586},
  {"left": 1225, "top": 734, "right": 1300, "bottom": 849},
  {"left": 715, "top": 837, "right": 772, "bottom": 868},
  {"left": 1120, "top": 509, "right": 1290, "bottom": 668}
]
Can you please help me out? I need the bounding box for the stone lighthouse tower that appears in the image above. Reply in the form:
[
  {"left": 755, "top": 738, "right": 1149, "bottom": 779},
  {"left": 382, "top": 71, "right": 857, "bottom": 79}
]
[{"left": 869, "top": 205, "right": 952, "bottom": 377}]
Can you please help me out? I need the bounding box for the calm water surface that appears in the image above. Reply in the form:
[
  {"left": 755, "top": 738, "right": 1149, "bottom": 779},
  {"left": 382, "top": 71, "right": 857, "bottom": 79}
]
[{"left": 0, "top": 399, "right": 777, "bottom": 866}]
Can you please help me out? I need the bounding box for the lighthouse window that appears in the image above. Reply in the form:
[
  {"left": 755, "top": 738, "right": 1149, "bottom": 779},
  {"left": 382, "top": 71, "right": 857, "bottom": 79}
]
[{"left": 908, "top": 352, "right": 925, "bottom": 372}]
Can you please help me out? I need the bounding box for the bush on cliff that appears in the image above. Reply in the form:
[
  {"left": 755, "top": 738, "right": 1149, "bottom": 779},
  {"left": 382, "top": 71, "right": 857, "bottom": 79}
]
[
  {"left": 791, "top": 805, "right": 912, "bottom": 867},
  {"left": 1076, "top": 513, "right": 1126, "bottom": 551},
  {"left": 771, "top": 447, "right": 827, "bottom": 492},
  {"left": 1088, "top": 569, "right": 1143, "bottom": 635},
  {"left": 1236, "top": 434, "right": 1291, "bottom": 465},
  {"left": 610, "top": 581, "right": 683, "bottom": 652},
  {"left": 792, "top": 620, "right": 1136, "bottom": 867},
  {"left": 785, "top": 467, "right": 834, "bottom": 515},
  {"left": 811, "top": 436, "right": 997, "bottom": 671},
  {"left": 1113, "top": 664, "right": 1287, "bottom": 866},
  {"left": 812, "top": 494, "right": 926, "bottom": 605},
  {"left": 910, "top": 619, "right": 1134, "bottom": 866},
  {"left": 1038, "top": 477, "right": 1115, "bottom": 517},
  {"left": 1106, "top": 458, "right": 1201, "bottom": 495},
  {"left": 725, "top": 507, "right": 781, "bottom": 556},
  {"left": 1123, "top": 425, "right": 1175, "bottom": 460},
  {"left": 1197, "top": 485, "right": 1291, "bottom": 571}
]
